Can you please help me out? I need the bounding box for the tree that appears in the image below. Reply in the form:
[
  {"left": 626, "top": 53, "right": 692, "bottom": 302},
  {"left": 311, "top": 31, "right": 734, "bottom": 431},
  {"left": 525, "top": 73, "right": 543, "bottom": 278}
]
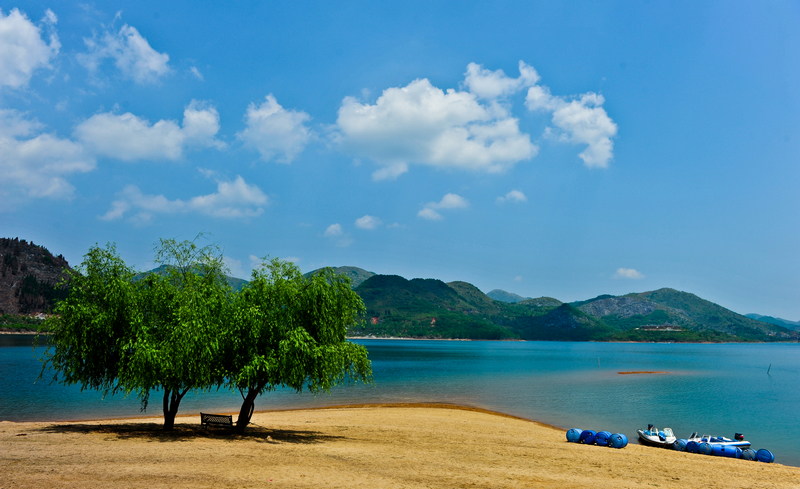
[
  {"left": 228, "top": 259, "right": 372, "bottom": 433},
  {"left": 41, "top": 237, "right": 231, "bottom": 430}
]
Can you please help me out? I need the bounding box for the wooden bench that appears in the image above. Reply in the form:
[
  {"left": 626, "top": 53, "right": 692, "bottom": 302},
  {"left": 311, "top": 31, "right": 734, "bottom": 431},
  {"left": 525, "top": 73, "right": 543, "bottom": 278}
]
[{"left": 200, "top": 412, "right": 233, "bottom": 429}]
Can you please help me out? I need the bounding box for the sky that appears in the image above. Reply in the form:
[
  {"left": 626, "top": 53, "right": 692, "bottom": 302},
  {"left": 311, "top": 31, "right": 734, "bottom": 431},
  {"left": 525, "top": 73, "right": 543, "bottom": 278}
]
[{"left": 2, "top": 1, "right": 800, "bottom": 319}]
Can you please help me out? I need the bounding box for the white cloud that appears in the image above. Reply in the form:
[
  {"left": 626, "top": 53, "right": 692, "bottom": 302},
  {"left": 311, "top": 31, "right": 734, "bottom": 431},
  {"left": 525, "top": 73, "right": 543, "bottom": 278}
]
[
  {"left": 74, "top": 100, "right": 224, "bottom": 161},
  {"left": 496, "top": 189, "right": 527, "bottom": 204},
  {"left": 463, "top": 61, "right": 540, "bottom": 99},
  {"left": 526, "top": 87, "right": 617, "bottom": 168},
  {"left": 417, "top": 208, "right": 443, "bottom": 221},
  {"left": 237, "top": 94, "right": 314, "bottom": 163},
  {"left": 355, "top": 214, "right": 382, "bottom": 230},
  {"left": 613, "top": 268, "right": 645, "bottom": 280},
  {"left": 513, "top": 275, "right": 522, "bottom": 283},
  {"left": 324, "top": 223, "right": 343, "bottom": 237},
  {"left": 189, "top": 66, "right": 203, "bottom": 81},
  {"left": 0, "top": 109, "right": 94, "bottom": 201},
  {"left": 100, "top": 174, "right": 268, "bottom": 222},
  {"left": 335, "top": 71, "right": 537, "bottom": 180},
  {"left": 0, "top": 8, "right": 60, "bottom": 89},
  {"left": 418, "top": 193, "right": 468, "bottom": 220},
  {"left": 78, "top": 20, "right": 170, "bottom": 84},
  {"left": 323, "top": 223, "right": 353, "bottom": 247}
]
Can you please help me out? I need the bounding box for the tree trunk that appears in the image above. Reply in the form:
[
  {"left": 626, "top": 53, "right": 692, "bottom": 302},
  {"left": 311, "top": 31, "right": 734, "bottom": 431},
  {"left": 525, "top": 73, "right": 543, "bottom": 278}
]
[
  {"left": 235, "top": 386, "right": 260, "bottom": 434},
  {"left": 162, "top": 388, "right": 188, "bottom": 431}
]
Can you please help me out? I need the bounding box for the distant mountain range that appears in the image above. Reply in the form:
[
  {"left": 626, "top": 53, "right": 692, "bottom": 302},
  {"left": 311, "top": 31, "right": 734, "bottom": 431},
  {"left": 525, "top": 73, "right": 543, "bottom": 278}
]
[
  {"left": 2, "top": 239, "right": 797, "bottom": 342},
  {"left": 745, "top": 314, "right": 800, "bottom": 331},
  {"left": 486, "top": 289, "right": 529, "bottom": 303}
]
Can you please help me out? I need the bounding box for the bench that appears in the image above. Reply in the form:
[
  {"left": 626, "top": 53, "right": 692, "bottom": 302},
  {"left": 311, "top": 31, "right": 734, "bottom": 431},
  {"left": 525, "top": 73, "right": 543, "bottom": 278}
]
[{"left": 200, "top": 412, "right": 233, "bottom": 429}]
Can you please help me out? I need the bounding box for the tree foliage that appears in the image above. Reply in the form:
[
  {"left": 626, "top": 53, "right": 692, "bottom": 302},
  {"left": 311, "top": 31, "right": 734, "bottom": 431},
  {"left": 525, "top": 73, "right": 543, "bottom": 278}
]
[
  {"left": 228, "top": 259, "right": 372, "bottom": 433},
  {"left": 42, "top": 237, "right": 232, "bottom": 430},
  {"left": 41, "top": 239, "right": 372, "bottom": 433}
]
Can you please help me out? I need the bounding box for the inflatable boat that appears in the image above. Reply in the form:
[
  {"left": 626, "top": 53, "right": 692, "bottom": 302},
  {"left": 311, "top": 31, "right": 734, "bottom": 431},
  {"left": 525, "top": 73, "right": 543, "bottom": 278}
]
[
  {"left": 686, "top": 432, "right": 751, "bottom": 448},
  {"left": 637, "top": 425, "right": 677, "bottom": 448}
]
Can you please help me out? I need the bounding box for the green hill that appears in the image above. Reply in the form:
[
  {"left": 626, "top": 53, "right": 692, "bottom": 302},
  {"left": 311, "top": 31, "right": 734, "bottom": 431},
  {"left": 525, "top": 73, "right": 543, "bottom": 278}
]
[
  {"left": 135, "top": 264, "right": 249, "bottom": 291},
  {"left": 486, "top": 289, "right": 529, "bottom": 303},
  {"left": 746, "top": 314, "right": 800, "bottom": 331},
  {"left": 574, "top": 288, "right": 792, "bottom": 341},
  {"left": 352, "top": 275, "right": 516, "bottom": 339},
  {"left": 303, "top": 266, "right": 375, "bottom": 288}
]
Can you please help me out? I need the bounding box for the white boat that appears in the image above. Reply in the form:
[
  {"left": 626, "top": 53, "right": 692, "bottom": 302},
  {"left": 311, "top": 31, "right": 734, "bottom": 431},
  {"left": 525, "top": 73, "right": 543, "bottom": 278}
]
[
  {"left": 686, "top": 431, "right": 751, "bottom": 448},
  {"left": 637, "top": 424, "right": 677, "bottom": 448}
]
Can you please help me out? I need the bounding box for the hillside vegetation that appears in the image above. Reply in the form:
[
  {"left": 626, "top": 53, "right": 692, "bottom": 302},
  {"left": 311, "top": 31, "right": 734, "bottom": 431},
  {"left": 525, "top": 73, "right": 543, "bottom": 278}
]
[{"left": 1, "top": 241, "right": 795, "bottom": 342}]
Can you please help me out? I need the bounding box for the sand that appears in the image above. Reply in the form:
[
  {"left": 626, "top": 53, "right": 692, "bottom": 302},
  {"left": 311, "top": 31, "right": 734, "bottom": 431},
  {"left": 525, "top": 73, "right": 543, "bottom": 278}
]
[{"left": 1, "top": 404, "right": 798, "bottom": 488}]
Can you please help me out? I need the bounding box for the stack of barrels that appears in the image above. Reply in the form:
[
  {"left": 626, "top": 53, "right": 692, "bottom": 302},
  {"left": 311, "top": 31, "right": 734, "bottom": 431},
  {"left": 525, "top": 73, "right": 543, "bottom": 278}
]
[
  {"left": 566, "top": 429, "right": 627, "bottom": 449},
  {"left": 673, "top": 439, "right": 774, "bottom": 463}
]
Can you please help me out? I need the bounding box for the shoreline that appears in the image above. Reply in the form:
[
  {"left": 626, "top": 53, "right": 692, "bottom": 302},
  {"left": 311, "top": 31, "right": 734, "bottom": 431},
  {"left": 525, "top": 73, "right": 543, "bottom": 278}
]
[{"left": 3, "top": 404, "right": 799, "bottom": 488}]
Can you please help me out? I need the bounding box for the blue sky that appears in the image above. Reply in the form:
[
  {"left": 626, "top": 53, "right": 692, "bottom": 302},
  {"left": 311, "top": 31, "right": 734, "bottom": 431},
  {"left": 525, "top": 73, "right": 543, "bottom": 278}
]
[{"left": 2, "top": 1, "right": 800, "bottom": 319}]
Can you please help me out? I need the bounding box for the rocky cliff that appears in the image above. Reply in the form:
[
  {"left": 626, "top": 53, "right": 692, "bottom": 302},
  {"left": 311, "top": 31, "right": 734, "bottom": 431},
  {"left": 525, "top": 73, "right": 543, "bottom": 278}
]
[{"left": 0, "top": 237, "right": 70, "bottom": 315}]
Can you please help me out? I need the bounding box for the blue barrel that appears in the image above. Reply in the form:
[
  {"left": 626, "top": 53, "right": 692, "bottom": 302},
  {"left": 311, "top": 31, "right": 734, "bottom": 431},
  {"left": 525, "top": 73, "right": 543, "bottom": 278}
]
[
  {"left": 756, "top": 449, "right": 775, "bottom": 463},
  {"left": 566, "top": 428, "right": 582, "bottom": 443},
  {"left": 594, "top": 431, "right": 612, "bottom": 446},
  {"left": 698, "top": 442, "right": 713, "bottom": 455},
  {"left": 579, "top": 430, "right": 597, "bottom": 444},
  {"left": 741, "top": 449, "right": 757, "bottom": 461},
  {"left": 673, "top": 439, "right": 688, "bottom": 451},
  {"left": 711, "top": 445, "right": 742, "bottom": 458},
  {"left": 608, "top": 433, "right": 628, "bottom": 449},
  {"left": 686, "top": 441, "right": 699, "bottom": 453}
]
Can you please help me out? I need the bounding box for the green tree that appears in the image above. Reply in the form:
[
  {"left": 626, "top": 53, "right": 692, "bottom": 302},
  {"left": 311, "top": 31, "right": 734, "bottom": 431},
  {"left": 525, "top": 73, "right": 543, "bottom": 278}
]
[
  {"left": 41, "top": 237, "right": 231, "bottom": 430},
  {"left": 228, "top": 259, "right": 372, "bottom": 433}
]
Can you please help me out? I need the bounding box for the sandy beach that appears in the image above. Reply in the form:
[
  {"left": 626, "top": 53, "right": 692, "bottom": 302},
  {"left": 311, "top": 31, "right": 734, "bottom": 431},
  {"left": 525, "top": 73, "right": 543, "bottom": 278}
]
[{"left": 1, "top": 404, "right": 798, "bottom": 488}]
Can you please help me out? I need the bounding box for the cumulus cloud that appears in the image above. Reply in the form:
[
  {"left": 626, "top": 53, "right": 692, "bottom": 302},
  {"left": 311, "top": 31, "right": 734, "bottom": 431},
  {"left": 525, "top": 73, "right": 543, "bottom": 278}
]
[
  {"left": 526, "top": 87, "right": 617, "bottom": 168},
  {"left": 355, "top": 215, "right": 382, "bottom": 230},
  {"left": 0, "top": 109, "right": 94, "bottom": 201},
  {"left": 78, "top": 19, "right": 170, "bottom": 84},
  {"left": 496, "top": 189, "right": 527, "bottom": 204},
  {"left": 224, "top": 256, "right": 245, "bottom": 279},
  {"left": 189, "top": 66, "right": 203, "bottom": 81},
  {"left": 613, "top": 268, "right": 644, "bottom": 280},
  {"left": 322, "top": 223, "right": 352, "bottom": 247},
  {"left": 418, "top": 193, "right": 468, "bottom": 221},
  {"left": 323, "top": 223, "right": 343, "bottom": 237},
  {"left": 74, "top": 100, "right": 224, "bottom": 161},
  {"left": 237, "top": 94, "right": 314, "bottom": 163},
  {"left": 463, "top": 61, "right": 540, "bottom": 99},
  {"left": 0, "top": 8, "right": 60, "bottom": 89},
  {"left": 100, "top": 174, "right": 268, "bottom": 223},
  {"left": 335, "top": 67, "right": 537, "bottom": 180}
]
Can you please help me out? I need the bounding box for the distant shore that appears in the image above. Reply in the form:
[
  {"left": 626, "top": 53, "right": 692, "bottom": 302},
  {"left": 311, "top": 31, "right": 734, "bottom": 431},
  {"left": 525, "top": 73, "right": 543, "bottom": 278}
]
[{"left": 2, "top": 404, "right": 798, "bottom": 488}]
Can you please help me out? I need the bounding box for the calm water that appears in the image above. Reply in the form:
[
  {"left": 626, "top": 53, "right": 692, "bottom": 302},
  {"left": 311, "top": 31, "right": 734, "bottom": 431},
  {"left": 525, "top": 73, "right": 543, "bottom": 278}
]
[{"left": 2, "top": 336, "right": 799, "bottom": 466}]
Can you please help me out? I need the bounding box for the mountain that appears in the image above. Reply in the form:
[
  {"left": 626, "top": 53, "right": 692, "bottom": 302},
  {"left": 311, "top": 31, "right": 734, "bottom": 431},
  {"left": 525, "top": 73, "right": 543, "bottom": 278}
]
[
  {"left": 135, "top": 264, "right": 249, "bottom": 291},
  {"left": 304, "top": 266, "right": 375, "bottom": 288},
  {"left": 487, "top": 289, "right": 529, "bottom": 303},
  {"left": 0, "top": 238, "right": 70, "bottom": 316},
  {"left": 573, "top": 288, "right": 792, "bottom": 341},
  {"left": 746, "top": 314, "right": 800, "bottom": 331},
  {"left": 353, "top": 275, "right": 516, "bottom": 339}
]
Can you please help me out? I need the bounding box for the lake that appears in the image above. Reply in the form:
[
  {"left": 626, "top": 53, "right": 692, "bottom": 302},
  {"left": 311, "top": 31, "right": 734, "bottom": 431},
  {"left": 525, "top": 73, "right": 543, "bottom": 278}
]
[{"left": 2, "top": 336, "right": 798, "bottom": 466}]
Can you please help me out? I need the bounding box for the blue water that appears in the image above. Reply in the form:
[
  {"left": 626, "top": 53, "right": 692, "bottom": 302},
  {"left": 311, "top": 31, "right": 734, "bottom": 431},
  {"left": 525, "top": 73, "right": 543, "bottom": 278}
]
[{"left": 2, "top": 336, "right": 799, "bottom": 466}]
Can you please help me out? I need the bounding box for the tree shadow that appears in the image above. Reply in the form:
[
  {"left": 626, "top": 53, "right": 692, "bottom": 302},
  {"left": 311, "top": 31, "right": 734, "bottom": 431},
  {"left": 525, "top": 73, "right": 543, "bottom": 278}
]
[{"left": 32, "top": 421, "right": 344, "bottom": 444}]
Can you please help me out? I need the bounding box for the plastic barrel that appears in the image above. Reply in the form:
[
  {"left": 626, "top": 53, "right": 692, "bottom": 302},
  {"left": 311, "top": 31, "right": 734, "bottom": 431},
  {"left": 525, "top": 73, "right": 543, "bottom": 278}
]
[
  {"left": 594, "top": 431, "right": 612, "bottom": 446},
  {"left": 608, "top": 433, "right": 628, "bottom": 449},
  {"left": 566, "top": 429, "right": 583, "bottom": 443},
  {"left": 756, "top": 449, "right": 775, "bottom": 463},
  {"left": 711, "top": 445, "right": 742, "bottom": 458},
  {"left": 673, "top": 439, "right": 688, "bottom": 451},
  {"left": 579, "top": 430, "right": 597, "bottom": 444},
  {"left": 741, "top": 449, "right": 757, "bottom": 461},
  {"left": 686, "top": 441, "right": 699, "bottom": 453},
  {"left": 698, "top": 442, "right": 713, "bottom": 455}
]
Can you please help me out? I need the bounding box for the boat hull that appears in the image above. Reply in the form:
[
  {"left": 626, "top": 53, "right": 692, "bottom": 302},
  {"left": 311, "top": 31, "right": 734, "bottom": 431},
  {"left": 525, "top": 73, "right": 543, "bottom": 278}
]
[{"left": 637, "top": 430, "right": 677, "bottom": 448}]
